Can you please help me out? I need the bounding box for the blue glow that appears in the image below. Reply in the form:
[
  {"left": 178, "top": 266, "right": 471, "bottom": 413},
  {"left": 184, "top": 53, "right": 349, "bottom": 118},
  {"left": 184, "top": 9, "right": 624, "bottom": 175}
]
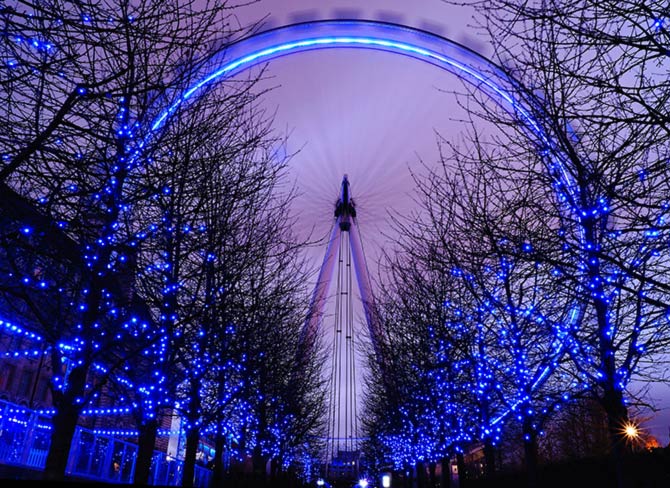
[
  {"left": 136, "top": 21, "right": 584, "bottom": 458},
  {"left": 152, "top": 35, "right": 540, "bottom": 142},
  {"left": 148, "top": 27, "right": 579, "bottom": 242}
]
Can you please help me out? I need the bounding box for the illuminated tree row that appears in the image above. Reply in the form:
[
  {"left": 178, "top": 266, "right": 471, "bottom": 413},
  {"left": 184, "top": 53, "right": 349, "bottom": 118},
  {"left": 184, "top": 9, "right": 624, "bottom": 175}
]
[
  {"left": 0, "top": 0, "right": 325, "bottom": 485},
  {"left": 363, "top": 3, "right": 670, "bottom": 487}
]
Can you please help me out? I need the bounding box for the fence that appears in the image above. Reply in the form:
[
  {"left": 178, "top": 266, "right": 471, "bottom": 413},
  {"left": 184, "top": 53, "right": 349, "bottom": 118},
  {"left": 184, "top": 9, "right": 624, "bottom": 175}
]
[{"left": 0, "top": 399, "right": 211, "bottom": 486}]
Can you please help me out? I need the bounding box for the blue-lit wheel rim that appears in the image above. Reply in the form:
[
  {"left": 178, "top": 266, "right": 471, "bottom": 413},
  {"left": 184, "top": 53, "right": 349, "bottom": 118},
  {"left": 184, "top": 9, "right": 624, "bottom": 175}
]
[{"left": 149, "top": 19, "right": 580, "bottom": 426}]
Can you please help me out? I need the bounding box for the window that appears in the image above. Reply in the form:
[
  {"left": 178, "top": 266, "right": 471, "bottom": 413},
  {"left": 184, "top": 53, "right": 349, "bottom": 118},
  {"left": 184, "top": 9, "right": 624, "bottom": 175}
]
[
  {"left": 0, "top": 363, "right": 16, "bottom": 391},
  {"left": 37, "top": 378, "right": 51, "bottom": 403},
  {"left": 18, "top": 369, "right": 33, "bottom": 398}
]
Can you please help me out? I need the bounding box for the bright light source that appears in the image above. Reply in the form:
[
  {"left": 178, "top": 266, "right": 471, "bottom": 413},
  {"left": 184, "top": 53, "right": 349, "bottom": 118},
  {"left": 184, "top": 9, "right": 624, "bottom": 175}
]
[
  {"left": 382, "top": 474, "right": 391, "bottom": 488},
  {"left": 316, "top": 479, "right": 325, "bottom": 487},
  {"left": 624, "top": 423, "right": 639, "bottom": 439},
  {"left": 359, "top": 479, "right": 368, "bottom": 488}
]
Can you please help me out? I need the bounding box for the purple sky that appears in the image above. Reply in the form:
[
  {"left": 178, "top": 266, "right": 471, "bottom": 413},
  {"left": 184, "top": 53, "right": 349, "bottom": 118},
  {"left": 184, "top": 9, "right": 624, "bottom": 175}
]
[
  {"left": 227, "top": 0, "right": 670, "bottom": 445},
  {"left": 229, "top": 0, "right": 485, "bottom": 269}
]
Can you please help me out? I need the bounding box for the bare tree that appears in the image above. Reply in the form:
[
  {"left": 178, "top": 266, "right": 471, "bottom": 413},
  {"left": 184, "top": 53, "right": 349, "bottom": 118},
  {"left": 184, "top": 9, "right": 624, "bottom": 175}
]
[
  {"left": 127, "top": 77, "right": 278, "bottom": 484},
  {"left": 363, "top": 148, "right": 578, "bottom": 487},
  {"left": 0, "top": 0, "right": 264, "bottom": 481},
  {"left": 445, "top": 2, "right": 670, "bottom": 486}
]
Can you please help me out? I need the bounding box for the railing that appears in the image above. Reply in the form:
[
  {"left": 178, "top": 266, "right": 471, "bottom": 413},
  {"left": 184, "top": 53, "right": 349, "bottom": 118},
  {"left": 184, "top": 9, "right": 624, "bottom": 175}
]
[{"left": 0, "top": 400, "right": 211, "bottom": 486}]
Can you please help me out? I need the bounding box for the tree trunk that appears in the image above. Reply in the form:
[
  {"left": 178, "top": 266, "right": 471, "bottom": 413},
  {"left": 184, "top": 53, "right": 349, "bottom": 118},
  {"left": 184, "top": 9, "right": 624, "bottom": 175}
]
[
  {"left": 44, "top": 402, "right": 79, "bottom": 480},
  {"left": 212, "top": 432, "right": 226, "bottom": 488},
  {"left": 586, "top": 216, "right": 630, "bottom": 488},
  {"left": 522, "top": 424, "right": 539, "bottom": 488},
  {"left": 44, "top": 365, "right": 86, "bottom": 481},
  {"left": 268, "top": 457, "right": 279, "bottom": 485},
  {"left": 440, "top": 456, "right": 451, "bottom": 488},
  {"left": 134, "top": 418, "right": 158, "bottom": 485},
  {"left": 252, "top": 444, "right": 268, "bottom": 485},
  {"left": 182, "top": 425, "right": 201, "bottom": 487},
  {"left": 181, "top": 372, "right": 204, "bottom": 487},
  {"left": 416, "top": 460, "right": 426, "bottom": 488},
  {"left": 456, "top": 453, "right": 466, "bottom": 488},
  {"left": 406, "top": 464, "right": 414, "bottom": 488},
  {"left": 604, "top": 387, "right": 631, "bottom": 488},
  {"left": 483, "top": 440, "right": 496, "bottom": 479}
]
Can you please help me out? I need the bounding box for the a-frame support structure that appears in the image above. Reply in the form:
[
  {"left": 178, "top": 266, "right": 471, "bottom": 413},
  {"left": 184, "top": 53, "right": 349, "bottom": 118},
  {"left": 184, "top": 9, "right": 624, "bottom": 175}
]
[
  {"left": 299, "top": 175, "right": 382, "bottom": 482},
  {"left": 301, "top": 175, "right": 382, "bottom": 359}
]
